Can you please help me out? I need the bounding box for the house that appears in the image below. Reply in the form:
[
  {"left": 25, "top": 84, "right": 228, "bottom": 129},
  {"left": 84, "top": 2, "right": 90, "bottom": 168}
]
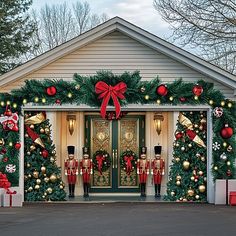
[{"left": 0, "top": 17, "right": 235, "bottom": 205}]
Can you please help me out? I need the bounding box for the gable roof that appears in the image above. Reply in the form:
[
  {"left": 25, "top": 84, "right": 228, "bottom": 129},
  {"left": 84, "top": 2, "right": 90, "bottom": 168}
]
[{"left": 0, "top": 16, "right": 235, "bottom": 94}]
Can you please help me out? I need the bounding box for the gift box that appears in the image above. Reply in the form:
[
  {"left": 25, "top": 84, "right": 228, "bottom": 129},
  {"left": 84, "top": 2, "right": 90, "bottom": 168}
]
[
  {"left": 3, "top": 193, "right": 22, "bottom": 207},
  {"left": 0, "top": 188, "right": 5, "bottom": 207},
  {"left": 229, "top": 192, "right": 236, "bottom": 206}
]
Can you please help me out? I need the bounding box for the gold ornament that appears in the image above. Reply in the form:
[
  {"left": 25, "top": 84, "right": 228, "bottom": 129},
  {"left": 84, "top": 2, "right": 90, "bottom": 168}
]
[
  {"left": 176, "top": 180, "right": 181, "bottom": 186},
  {"left": 171, "top": 191, "right": 175, "bottom": 196},
  {"left": 28, "top": 187, "right": 33, "bottom": 192},
  {"left": 198, "top": 171, "right": 204, "bottom": 176},
  {"left": 34, "top": 185, "right": 40, "bottom": 190},
  {"left": 27, "top": 163, "right": 31, "bottom": 168},
  {"left": 183, "top": 198, "right": 188, "bottom": 202},
  {"left": 227, "top": 161, "right": 231, "bottom": 166},
  {"left": 0, "top": 138, "right": 4, "bottom": 146},
  {"left": 0, "top": 101, "right": 5, "bottom": 106},
  {"left": 198, "top": 185, "right": 206, "bottom": 193},
  {"left": 27, "top": 151, "right": 31, "bottom": 155},
  {"left": 194, "top": 124, "right": 198, "bottom": 128},
  {"left": 22, "top": 99, "right": 27, "bottom": 104},
  {"left": 176, "top": 175, "right": 182, "bottom": 180},
  {"left": 8, "top": 142, "right": 13, "bottom": 147},
  {"left": 42, "top": 195, "right": 45, "bottom": 199},
  {"left": 156, "top": 99, "right": 161, "bottom": 105},
  {"left": 176, "top": 143, "right": 180, "bottom": 147},
  {"left": 30, "top": 145, "right": 36, "bottom": 151},
  {"left": 36, "top": 179, "right": 41, "bottom": 184},
  {"left": 34, "top": 97, "right": 39, "bottom": 103},
  {"left": 221, "top": 101, "right": 225, "bottom": 106},
  {"left": 40, "top": 128, "right": 45, "bottom": 134},
  {"left": 183, "top": 160, "right": 190, "bottom": 170},
  {"left": 67, "top": 92, "right": 72, "bottom": 98},
  {"left": 175, "top": 157, "right": 180, "bottom": 162},
  {"left": 30, "top": 124, "right": 34, "bottom": 129},
  {"left": 188, "top": 143, "right": 192, "bottom": 148},
  {"left": 44, "top": 192, "right": 47, "bottom": 196},
  {"left": 214, "top": 166, "right": 218, "bottom": 171},
  {"left": 28, "top": 174, "right": 32, "bottom": 178},
  {"left": 60, "top": 185, "right": 64, "bottom": 189},
  {"left": 33, "top": 171, "right": 39, "bottom": 178},
  {"left": 227, "top": 102, "right": 232, "bottom": 108},
  {"left": 223, "top": 142, "right": 227, "bottom": 148},
  {"left": 169, "top": 96, "right": 174, "bottom": 101},
  {"left": 47, "top": 188, "right": 53, "bottom": 194},
  {"left": 42, "top": 98, "right": 46, "bottom": 103},
  {"left": 195, "top": 195, "right": 200, "bottom": 200},
  {"left": 201, "top": 156, "right": 205, "bottom": 162},
  {"left": 6, "top": 101, "right": 11, "bottom": 105},
  {"left": 179, "top": 197, "right": 183, "bottom": 201},
  {"left": 190, "top": 176, "right": 195, "bottom": 181},
  {"left": 50, "top": 174, "right": 57, "bottom": 183},
  {"left": 50, "top": 157, "right": 55, "bottom": 163},
  {"left": 44, "top": 177, "right": 49, "bottom": 183},
  {"left": 41, "top": 166, "right": 46, "bottom": 173},
  {"left": 45, "top": 127, "right": 50, "bottom": 134},
  {"left": 25, "top": 134, "right": 29, "bottom": 138},
  {"left": 13, "top": 103, "right": 17, "bottom": 108},
  {"left": 187, "top": 189, "right": 195, "bottom": 197},
  {"left": 181, "top": 146, "right": 185, "bottom": 151},
  {"left": 194, "top": 95, "right": 198, "bottom": 100},
  {"left": 75, "top": 84, "right": 80, "bottom": 90},
  {"left": 144, "top": 95, "right": 149, "bottom": 100}
]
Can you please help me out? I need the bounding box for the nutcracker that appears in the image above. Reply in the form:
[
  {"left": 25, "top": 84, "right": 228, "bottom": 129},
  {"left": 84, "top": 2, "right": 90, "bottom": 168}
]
[
  {"left": 137, "top": 147, "right": 149, "bottom": 197},
  {"left": 80, "top": 147, "right": 93, "bottom": 198},
  {"left": 151, "top": 145, "right": 165, "bottom": 198},
  {"left": 64, "top": 146, "right": 78, "bottom": 198}
]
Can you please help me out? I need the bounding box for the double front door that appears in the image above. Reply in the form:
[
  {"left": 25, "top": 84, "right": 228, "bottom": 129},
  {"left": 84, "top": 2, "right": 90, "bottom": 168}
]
[{"left": 85, "top": 114, "right": 145, "bottom": 193}]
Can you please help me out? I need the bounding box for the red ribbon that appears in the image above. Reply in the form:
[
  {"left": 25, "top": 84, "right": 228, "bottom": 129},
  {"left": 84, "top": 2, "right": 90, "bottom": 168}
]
[
  {"left": 95, "top": 81, "right": 127, "bottom": 119},
  {"left": 6, "top": 189, "right": 16, "bottom": 208},
  {"left": 96, "top": 155, "right": 105, "bottom": 175},
  {"left": 124, "top": 156, "right": 134, "bottom": 175}
]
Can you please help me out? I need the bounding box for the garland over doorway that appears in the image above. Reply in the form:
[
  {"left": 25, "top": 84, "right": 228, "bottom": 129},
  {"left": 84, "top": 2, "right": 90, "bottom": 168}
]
[{"left": 0, "top": 71, "right": 235, "bottom": 200}]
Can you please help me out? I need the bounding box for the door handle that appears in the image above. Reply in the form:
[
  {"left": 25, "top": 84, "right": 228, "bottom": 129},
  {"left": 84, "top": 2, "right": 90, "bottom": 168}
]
[
  {"left": 112, "top": 149, "right": 115, "bottom": 168},
  {"left": 115, "top": 149, "right": 118, "bottom": 168}
]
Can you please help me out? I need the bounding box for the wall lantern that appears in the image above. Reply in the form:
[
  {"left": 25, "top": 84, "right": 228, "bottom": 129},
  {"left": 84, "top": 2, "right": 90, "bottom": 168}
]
[
  {"left": 67, "top": 114, "right": 76, "bottom": 135},
  {"left": 153, "top": 113, "right": 164, "bottom": 136}
]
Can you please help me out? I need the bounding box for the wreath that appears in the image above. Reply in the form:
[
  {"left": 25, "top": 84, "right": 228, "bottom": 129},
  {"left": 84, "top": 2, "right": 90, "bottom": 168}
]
[
  {"left": 120, "top": 150, "right": 138, "bottom": 175},
  {"left": 92, "top": 150, "right": 111, "bottom": 175}
]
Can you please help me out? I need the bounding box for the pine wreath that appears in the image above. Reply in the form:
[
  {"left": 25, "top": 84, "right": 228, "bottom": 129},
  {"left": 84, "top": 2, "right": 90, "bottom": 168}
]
[
  {"left": 92, "top": 150, "right": 111, "bottom": 174},
  {"left": 120, "top": 150, "right": 138, "bottom": 175}
]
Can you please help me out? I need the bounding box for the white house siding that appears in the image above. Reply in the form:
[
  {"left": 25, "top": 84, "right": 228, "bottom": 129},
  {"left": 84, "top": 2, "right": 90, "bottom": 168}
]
[{"left": 1, "top": 31, "right": 235, "bottom": 98}]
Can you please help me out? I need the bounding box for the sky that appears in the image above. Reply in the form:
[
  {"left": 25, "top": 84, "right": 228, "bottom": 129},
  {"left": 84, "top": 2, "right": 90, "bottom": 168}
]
[{"left": 31, "top": 0, "right": 171, "bottom": 39}]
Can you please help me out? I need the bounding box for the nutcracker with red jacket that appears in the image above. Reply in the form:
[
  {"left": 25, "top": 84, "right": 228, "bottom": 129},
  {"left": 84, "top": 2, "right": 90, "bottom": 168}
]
[
  {"left": 151, "top": 145, "right": 165, "bottom": 198},
  {"left": 64, "top": 146, "right": 78, "bottom": 198},
  {"left": 80, "top": 147, "right": 93, "bottom": 198},
  {"left": 137, "top": 147, "right": 150, "bottom": 197}
]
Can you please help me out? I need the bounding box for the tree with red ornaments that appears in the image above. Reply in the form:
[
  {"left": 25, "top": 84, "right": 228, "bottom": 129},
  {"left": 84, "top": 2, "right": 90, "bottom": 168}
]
[{"left": 24, "top": 111, "right": 66, "bottom": 201}]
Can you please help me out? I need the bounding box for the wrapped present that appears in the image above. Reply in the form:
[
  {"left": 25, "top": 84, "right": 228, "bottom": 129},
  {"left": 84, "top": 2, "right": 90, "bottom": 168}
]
[
  {"left": 0, "top": 188, "right": 5, "bottom": 207},
  {"left": 3, "top": 190, "right": 22, "bottom": 207}
]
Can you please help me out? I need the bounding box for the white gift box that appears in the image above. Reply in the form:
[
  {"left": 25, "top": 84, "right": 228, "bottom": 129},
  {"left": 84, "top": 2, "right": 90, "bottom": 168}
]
[
  {"left": 0, "top": 188, "right": 5, "bottom": 207},
  {"left": 2, "top": 193, "right": 22, "bottom": 207}
]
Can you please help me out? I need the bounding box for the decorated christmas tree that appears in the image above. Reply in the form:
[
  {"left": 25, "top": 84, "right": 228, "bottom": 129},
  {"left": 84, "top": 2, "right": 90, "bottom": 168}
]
[
  {"left": 24, "top": 111, "right": 66, "bottom": 201},
  {"left": 165, "top": 111, "right": 207, "bottom": 202}
]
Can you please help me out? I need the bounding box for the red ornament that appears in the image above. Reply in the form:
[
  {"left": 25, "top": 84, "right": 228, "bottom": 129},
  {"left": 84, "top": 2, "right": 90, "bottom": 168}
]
[
  {"left": 227, "top": 169, "right": 232, "bottom": 177},
  {"left": 4, "top": 106, "right": 12, "bottom": 116},
  {"left": 55, "top": 99, "right": 61, "bottom": 105},
  {"left": 3, "top": 157, "right": 8, "bottom": 162},
  {"left": 14, "top": 143, "right": 21, "bottom": 150},
  {"left": 46, "top": 86, "right": 57, "bottom": 96},
  {"left": 179, "top": 97, "right": 186, "bottom": 102},
  {"left": 175, "top": 132, "right": 183, "bottom": 140},
  {"left": 156, "top": 84, "right": 168, "bottom": 96},
  {"left": 42, "top": 149, "right": 49, "bottom": 158},
  {"left": 95, "top": 81, "right": 127, "bottom": 119},
  {"left": 192, "top": 84, "right": 203, "bottom": 96},
  {"left": 220, "top": 124, "right": 233, "bottom": 139}
]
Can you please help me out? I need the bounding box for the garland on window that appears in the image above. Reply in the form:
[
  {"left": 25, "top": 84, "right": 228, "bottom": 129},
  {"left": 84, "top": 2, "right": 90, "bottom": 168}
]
[
  {"left": 0, "top": 71, "right": 235, "bottom": 186},
  {"left": 92, "top": 150, "right": 111, "bottom": 175},
  {"left": 120, "top": 150, "right": 138, "bottom": 175}
]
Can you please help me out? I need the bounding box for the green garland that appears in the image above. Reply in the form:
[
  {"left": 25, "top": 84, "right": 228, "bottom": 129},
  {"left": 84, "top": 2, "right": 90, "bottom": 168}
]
[
  {"left": 0, "top": 70, "right": 235, "bottom": 186},
  {"left": 92, "top": 149, "right": 111, "bottom": 173},
  {"left": 120, "top": 150, "right": 138, "bottom": 174}
]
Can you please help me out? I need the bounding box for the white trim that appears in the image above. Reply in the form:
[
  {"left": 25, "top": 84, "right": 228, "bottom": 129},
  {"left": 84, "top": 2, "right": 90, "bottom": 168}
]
[{"left": 0, "top": 17, "right": 235, "bottom": 91}]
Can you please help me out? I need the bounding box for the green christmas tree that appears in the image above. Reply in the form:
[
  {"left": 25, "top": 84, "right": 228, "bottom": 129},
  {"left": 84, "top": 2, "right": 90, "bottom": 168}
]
[
  {"left": 24, "top": 111, "right": 66, "bottom": 201},
  {"left": 165, "top": 111, "right": 207, "bottom": 202}
]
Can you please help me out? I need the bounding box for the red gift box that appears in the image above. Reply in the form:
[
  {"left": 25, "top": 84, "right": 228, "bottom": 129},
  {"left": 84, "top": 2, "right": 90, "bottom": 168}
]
[{"left": 229, "top": 192, "right": 236, "bottom": 206}]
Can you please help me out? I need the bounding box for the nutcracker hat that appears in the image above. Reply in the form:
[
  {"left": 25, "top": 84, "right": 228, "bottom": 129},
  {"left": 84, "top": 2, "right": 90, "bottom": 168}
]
[
  {"left": 82, "top": 147, "right": 89, "bottom": 156},
  {"left": 154, "top": 145, "right": 162, "bottom": 155},
  {"left": 140, "top": 146, "right": 147, "bottom": 155},
  {"left": 67, "top": 146, "right": 75, "bottom": 155}
]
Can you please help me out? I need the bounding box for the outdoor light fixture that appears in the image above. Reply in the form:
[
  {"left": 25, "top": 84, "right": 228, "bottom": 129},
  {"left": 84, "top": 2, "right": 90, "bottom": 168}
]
[
  {"left": 67, "top": 114, "right": 76, "bottom": 135},
  {"left": 153, "top": 113, "right": 164, "bottom": 136}
]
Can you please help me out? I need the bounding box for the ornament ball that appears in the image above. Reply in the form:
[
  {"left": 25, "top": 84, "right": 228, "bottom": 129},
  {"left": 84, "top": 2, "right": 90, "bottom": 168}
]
[{"left": 198, "top": 185, "right": 206, "bottom": 193}]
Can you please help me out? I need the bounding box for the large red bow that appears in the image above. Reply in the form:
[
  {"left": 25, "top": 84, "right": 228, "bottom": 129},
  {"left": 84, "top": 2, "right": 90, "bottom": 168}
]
[
  {"left": 124, "top": 156, "right": 134, "bottom": 175},
  {"left": 96, "top": 155, "right": 105, "bottom": 175},
  {"left": 95, "top": 81, "right": 127, "bottom": 119}
]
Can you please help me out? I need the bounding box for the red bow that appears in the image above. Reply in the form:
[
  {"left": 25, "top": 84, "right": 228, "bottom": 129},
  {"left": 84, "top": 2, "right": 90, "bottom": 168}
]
[
  {"left": 96, "top": 155, "right": 105, "bottom": 175},
  {"left": 124, "top": 156, "right": 134, "bottom": 175},
  {"left": 95, "top": 81, "right": 127, "bottom": 119}
]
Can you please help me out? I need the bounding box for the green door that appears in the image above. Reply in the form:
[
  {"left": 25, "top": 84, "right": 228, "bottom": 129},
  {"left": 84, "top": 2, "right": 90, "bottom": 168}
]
[{"left": 85, "top": 114, "right": 145, "bottom": 193}]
